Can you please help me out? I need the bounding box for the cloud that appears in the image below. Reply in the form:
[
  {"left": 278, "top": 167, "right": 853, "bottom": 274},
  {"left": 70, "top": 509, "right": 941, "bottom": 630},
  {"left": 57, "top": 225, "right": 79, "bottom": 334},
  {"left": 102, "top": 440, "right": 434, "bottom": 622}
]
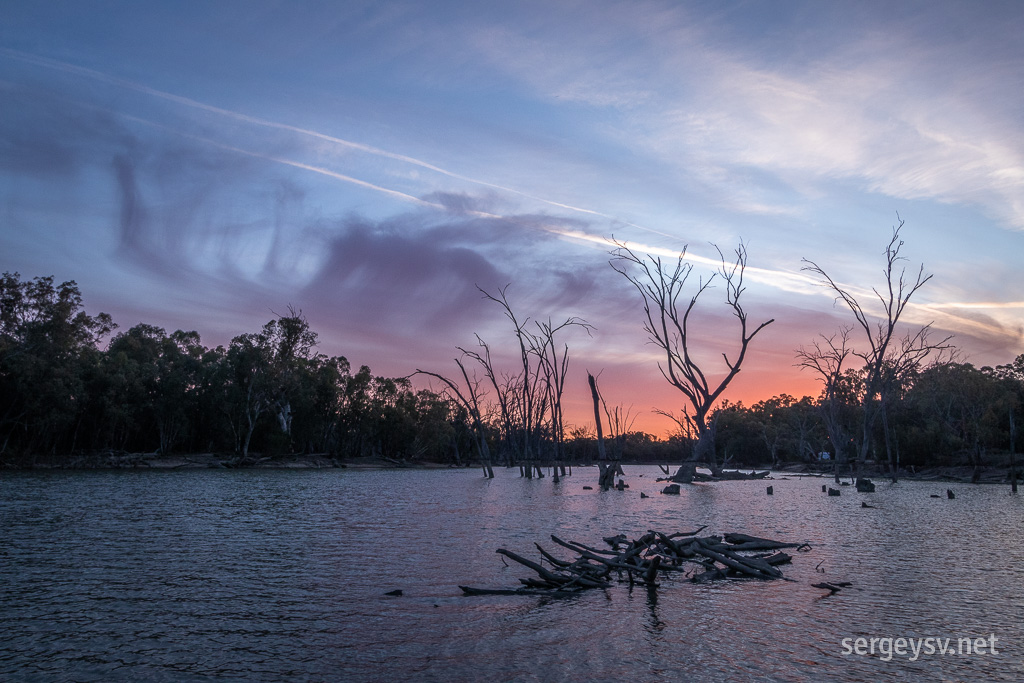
[
  {"left": 453, "top": 3, "right": 1024, "bottom": 229},
  {"left": 0, "top": 82, "right": 132, "bottom": 175},
  {"left": 300, "top": 214, "right": 506, "bottom": 336},
  {"left": 2, "top": 48, "right": 640, "bottom": 229},
  {"left": 0, "top": 67, "right": 622, "bottom": 356},
  {"left": 656, "top": 26, "right": 1024, "bottom": 228}
]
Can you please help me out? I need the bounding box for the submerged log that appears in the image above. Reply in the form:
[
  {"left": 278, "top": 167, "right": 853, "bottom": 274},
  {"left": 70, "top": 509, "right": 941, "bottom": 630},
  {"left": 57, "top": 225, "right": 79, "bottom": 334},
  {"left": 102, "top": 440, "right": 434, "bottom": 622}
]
[
  {"left": 716, "top": 470, "right": 771, "bottom": 480},
  {"left": 760, "top": 552, "right": 792, "bottom": 566},
  {"left": 496, "top": 548, "right": 567, "bottom": 587},
  {"left": 460, "top": 586, "right": 585, "bottom": 597},
  {"left": 718, "top": 533, "right": 803, "bottom": 552},
  {"left": 812, "top": 581, "right": 852, "bottom": 595},
  {"left": 603, "top": 534, "right": 627, "bottom": 548},
  {"left": 693, "top": 539, "right": 780, "bottom": 579}
]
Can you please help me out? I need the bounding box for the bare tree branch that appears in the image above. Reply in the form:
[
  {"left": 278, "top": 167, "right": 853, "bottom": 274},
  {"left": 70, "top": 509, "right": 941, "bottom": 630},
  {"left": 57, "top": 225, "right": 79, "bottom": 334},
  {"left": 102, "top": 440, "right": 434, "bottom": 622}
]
[
  {"left": 799, "top": 217, "right": 955, "bottom": 480},
  {"left": 611, "top": 239, "right": 774, "bottom": 475}
]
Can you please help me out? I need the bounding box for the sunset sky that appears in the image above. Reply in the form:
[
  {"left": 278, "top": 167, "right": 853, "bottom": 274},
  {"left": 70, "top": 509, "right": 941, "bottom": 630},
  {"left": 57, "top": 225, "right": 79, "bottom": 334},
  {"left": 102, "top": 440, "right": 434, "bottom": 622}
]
[{"left": 2, "top": 1, "right": 1022, "bottom": 435}]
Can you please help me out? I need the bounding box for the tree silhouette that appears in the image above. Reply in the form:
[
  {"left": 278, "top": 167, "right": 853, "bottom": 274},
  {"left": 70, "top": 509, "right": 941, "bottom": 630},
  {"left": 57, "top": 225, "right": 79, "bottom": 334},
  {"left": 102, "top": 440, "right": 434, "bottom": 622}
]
[
  {"left": 801, "top": 218, "right": 953, "bottom": 479},
  {"left": 611, "top": 241, "right": 773, "bottom": 478}
]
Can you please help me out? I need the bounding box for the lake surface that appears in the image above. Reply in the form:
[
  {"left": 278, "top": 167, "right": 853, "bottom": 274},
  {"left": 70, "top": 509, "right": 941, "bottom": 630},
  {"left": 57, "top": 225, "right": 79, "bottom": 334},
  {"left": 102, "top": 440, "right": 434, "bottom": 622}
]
[{"left": 1, "top": 466, "right": 1022, "bottom": 681}]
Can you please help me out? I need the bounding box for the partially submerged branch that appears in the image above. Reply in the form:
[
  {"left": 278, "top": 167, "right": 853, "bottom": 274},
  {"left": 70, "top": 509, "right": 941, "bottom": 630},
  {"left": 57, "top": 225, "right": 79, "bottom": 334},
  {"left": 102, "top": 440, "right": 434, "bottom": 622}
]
[{"left": 460, "top": 527, "right": 808, "bottom": 596}]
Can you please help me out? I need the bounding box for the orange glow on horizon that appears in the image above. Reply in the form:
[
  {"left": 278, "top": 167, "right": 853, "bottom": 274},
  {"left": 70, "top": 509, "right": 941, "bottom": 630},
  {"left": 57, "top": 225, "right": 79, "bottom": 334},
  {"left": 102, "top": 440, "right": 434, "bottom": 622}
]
[{"left": 561, "top": 365, "right": 823, "bottom": 440}]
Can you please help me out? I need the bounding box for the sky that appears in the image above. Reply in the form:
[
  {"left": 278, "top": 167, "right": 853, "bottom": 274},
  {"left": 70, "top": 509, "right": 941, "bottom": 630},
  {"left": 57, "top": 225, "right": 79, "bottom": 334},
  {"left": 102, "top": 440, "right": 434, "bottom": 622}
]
[{"left": 2, "top": 0, "right": 1023, "bottom": 436}]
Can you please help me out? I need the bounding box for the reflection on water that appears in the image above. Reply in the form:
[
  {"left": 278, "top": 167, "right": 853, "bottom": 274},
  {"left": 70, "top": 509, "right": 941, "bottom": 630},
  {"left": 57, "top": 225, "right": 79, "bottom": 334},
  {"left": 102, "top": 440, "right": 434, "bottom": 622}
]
[{"left": 2, "top": 467, "right": 1023, "bottom": 681}]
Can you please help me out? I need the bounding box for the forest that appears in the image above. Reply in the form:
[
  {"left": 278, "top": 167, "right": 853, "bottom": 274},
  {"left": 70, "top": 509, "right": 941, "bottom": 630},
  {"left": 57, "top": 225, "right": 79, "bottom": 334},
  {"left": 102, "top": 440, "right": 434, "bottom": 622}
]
[{"left": 1, "top": 269, "right": 1022, "bottom": 476}]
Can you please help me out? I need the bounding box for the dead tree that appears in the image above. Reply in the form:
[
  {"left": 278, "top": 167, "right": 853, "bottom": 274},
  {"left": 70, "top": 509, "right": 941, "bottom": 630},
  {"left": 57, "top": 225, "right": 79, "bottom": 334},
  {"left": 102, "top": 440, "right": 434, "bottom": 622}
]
[
  {"left": 529, "top": 317, "right": 593, "bottom": 480},
  {"left": 413, "top": 359, "right": 494, "bottom": 478},
  {"left": 611, "top": 241, "right": 774, "bottom": 478},
  {"left": 456, "top": 335, "right": 517, "bottom": 468},
  {"left": 479, "top": 286, "right": 543, "bottom": 477},
  {"left": 588, "top": 372, "right": 608, "bottom": 463},
  {"left": 877, "top": 330, "right": 953, "bottom": 481},
  {"left": 802, "top": 218, "right": 953, "bottom": 478},
  {"left": 432, "top": 286, "right": 588, "bottom": 479},
  {"left": 589, "top": 372, "right": 623, "bottom": 490},
  {"left": 1011, "top": 408, "right": 1018, "bottom": 494},
  {"left": 796, "top": 327, "right": 857, "bottom": 482}
]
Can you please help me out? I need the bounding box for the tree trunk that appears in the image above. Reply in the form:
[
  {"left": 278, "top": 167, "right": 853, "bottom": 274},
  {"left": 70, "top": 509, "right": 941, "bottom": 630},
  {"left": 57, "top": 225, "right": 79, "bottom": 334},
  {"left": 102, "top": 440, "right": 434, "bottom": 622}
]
[
  {"left": 242, "top": 422, "right": 254, "bottom": 458},
  {"left": 1010, "top": 409, "right": 1018, "bottom": 494},
  {"left": 276, "top": 400, "right": 292, "bottom": 435},
  {"left": 695, "top": 425, "right": 720, "bottom": 476},
  {"left": 588, "top": 373, "right": 607, "bottom": 462},
  {"left": 882, "top": 406, "right": 898, "bottom": 483}
]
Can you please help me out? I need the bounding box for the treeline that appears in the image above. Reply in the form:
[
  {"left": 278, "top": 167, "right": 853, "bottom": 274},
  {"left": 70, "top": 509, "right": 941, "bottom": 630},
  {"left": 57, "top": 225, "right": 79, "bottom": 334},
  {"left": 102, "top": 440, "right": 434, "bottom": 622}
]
[
  {"left": 1, "top": 272, "right": 1022, "bottom": 473},
  {"left": 0, "top": 273, "right": 463, "bottom": 463},
  {"left": 702, "top": 356, "right": 1023, "bottom": 473},
  {"left": 560, "top": 352, "right": 1024, "bottom": 473}
]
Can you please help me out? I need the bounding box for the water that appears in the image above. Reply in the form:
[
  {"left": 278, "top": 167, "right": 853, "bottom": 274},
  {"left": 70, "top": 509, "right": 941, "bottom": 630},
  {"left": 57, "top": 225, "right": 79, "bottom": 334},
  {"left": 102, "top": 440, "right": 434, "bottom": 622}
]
[{"left": 1, "top": 467, "right": 1022, "bottom": 681}]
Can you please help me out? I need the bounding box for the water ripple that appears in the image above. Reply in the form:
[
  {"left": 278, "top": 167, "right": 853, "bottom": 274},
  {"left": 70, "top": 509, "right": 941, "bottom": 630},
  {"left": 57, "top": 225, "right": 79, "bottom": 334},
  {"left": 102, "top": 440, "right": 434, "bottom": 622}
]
[{"left": 1, "top": 468, "right": 1022, "bottom": 681}]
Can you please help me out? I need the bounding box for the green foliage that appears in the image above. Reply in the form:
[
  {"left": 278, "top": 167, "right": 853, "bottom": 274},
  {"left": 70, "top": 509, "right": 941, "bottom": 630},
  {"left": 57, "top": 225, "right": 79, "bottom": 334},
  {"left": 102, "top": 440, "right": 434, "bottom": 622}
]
[
  {"left": 0, "top": 273, "right": 480, "bottom": 463},
  {"left": 0, "top": 273, "right": 115, "bottom": 457}
]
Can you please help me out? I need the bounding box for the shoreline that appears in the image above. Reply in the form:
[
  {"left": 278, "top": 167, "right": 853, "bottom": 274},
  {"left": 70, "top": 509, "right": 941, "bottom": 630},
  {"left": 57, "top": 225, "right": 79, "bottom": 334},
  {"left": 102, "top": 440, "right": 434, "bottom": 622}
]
[{"left": 1, "top": 452, "right": 1017, "bottom": 485}]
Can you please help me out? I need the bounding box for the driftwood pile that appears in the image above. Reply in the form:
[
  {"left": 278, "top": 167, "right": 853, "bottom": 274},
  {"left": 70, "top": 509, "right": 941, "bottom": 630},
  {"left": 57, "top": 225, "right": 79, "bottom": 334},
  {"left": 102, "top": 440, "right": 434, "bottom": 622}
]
[{"left": 460, "top": 527, "right": 811, "bottom": 596}]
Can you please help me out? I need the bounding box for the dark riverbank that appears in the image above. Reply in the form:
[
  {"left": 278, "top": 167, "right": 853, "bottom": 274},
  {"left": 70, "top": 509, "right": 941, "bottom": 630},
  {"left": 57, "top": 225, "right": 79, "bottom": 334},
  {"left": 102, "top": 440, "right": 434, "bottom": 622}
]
[
  {"left": 1, "top": 452, "right": 403, "bottom": 471},
  {"left": 3, "top": 452, "right": 1019, "bottom": 485}
]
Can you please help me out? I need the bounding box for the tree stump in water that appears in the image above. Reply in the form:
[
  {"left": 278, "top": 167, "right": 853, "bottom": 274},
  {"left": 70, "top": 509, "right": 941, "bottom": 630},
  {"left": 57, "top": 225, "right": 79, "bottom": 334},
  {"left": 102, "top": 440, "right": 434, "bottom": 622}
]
[{"left": 671, "top": 463, "right": 696, "bottom": 484}]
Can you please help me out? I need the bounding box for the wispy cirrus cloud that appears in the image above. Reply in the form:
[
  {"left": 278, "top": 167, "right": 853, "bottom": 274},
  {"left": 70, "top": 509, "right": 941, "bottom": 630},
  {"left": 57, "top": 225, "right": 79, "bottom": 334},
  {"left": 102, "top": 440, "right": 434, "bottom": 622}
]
[
  {"left": 651, "top": 37, "right": 1024, "bottom": 229},
  {"left": 454, "top": 4, "right": 1024, "bottom": 229},
  {"left": 0, "top": 47, "right": 639, "bottom": 227}
]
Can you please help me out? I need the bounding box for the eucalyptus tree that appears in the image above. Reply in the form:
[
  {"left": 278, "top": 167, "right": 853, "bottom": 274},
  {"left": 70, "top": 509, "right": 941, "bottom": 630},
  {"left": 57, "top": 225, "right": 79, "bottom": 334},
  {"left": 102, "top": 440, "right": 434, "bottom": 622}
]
[
  {"left": 0, "top": 272, "right": 114, "bottom": 456},
  {"left": 751, "top": 395, "right": 798, "bottom": 468},
  {"left": 261, "top": 309, "right": 318, "bottom": 438},
  {"left": 611, "top": 241, "right": 774, "bottom": 479},
  {"left": 786, "top": 395, "right": 825, "bottom": 463},
  {"left": 223, "top": 309, "right": 319, "bottom": 458},
  {"left": 410, "top": 388, "right": 462, "bottom": 464},
  {"left": 224, "top": 331, "right": 273, "bottom": 458},
  {"left": 796, "top": 327, "right": 860, "bottom": 481},
  {"left": 414, "top": 359, "right": 495, "bottom": 477},
  {"left": 291, "top": 354, "right": 351, "bottom": 455},
  {"left": 989, "top": 355, "right": 1024, "bottom": 491},
  {"left": 908, "top": 363, "right": 1011, "bottom": 481}
]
